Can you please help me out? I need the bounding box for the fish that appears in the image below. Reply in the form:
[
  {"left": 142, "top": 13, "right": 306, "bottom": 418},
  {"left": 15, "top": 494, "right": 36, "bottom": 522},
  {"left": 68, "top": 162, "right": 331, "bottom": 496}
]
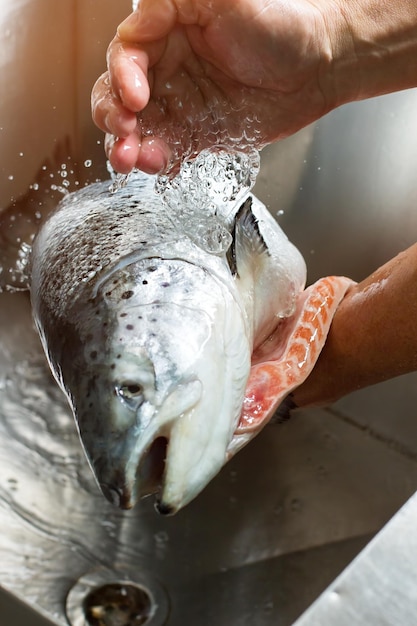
[{"left": 29, "top": 164, "right": 352, "bottom": 515}]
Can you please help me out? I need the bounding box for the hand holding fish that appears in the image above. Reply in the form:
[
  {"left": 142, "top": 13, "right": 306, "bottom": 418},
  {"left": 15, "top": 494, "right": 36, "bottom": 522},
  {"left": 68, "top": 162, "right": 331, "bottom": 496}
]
[
  {"left": 292, "top": 244, "right": 417, "bottom": 410},
  {"left": 92, "top": 0, "right": 417, "bottom": 175}
]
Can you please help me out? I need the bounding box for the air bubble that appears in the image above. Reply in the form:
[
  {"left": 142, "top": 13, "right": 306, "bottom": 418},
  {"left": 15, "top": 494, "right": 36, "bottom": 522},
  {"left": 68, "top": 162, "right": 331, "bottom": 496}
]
[
  {"left": 156, "top": 147, "right": 259, "bottom": 210},
  {"left": 154, "top": 147, "right": 260, "bottom": 255}
]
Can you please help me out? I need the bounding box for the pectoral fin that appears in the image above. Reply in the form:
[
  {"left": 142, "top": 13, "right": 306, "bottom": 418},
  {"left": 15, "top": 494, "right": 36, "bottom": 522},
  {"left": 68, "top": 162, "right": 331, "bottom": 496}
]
[
  {"left": 227, "top": 197, "right": 269, "bottom": 278},
  {"left": 229, "top": 194, "right": 307, "bottom": 349}
]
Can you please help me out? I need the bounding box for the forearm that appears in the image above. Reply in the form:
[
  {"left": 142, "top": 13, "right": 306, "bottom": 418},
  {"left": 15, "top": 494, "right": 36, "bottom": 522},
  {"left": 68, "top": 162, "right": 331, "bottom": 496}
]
[
  {"left": 323, "top": 0, "right": 417, "bottom": 108},
  {"left": 293, "top": 243, "right": 417, "bottom": 407}
]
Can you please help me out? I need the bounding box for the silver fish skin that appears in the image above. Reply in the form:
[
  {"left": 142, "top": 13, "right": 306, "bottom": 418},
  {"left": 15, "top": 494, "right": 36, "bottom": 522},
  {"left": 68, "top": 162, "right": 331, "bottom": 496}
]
[{"left": 30, "top": 171, "right": 306, "bottom": 514}]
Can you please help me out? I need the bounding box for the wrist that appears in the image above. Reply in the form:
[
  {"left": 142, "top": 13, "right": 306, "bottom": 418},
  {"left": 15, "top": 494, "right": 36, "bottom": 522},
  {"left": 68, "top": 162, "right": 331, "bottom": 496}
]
[{"left": 320, "top": 0, "right": 417, "bottom": 108}]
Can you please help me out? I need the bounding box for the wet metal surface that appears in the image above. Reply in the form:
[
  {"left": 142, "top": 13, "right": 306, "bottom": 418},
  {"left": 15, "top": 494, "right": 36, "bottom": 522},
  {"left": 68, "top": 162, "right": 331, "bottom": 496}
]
[
  {"left": 294, "top": 493, "right": 417, "bottom": 626},
  {"left": 2, "top": 0, "right": 417, "bottom": 622},
  {"left": 0, "top": 586, "right": 58, "bottom": 626},
  {"left": 1, "top": 291, "right": 417, "bottom": 624}
]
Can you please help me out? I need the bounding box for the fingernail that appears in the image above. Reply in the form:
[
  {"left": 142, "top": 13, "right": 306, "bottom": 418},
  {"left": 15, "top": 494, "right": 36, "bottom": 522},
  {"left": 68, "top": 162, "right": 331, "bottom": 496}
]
[
  {"left": 104, "top": 133, "right": 116, "bottom": 156},
  {"left": 117, "top": 11, "right": 140, "bottom": 37},
  {"left": 270, "top": 394, "right": 298, "bottom": 425}
]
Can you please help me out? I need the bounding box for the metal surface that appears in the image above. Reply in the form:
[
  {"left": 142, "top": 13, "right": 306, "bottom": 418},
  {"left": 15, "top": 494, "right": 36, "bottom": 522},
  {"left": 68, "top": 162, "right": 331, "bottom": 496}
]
[
  {"left": 0, "top": 586, "right": 58, "bottom": 626},
  {"left": 66, "top": 568, "right": 170, "bottom": 625},
  {"left": 1, "top": 292, "right": 417, "bottom": 625},
  {"left": 2, "top": 1, "right": 417, "bottom": 624},
  {"left": 294, "top": 492, "right": 417, "bottom": 626}
]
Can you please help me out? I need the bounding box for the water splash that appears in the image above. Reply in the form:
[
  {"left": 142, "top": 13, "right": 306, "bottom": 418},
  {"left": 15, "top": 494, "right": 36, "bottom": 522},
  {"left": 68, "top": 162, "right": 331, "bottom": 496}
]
[
  {"left": 138, "top": 89, "right": 264, "bottom": 176},
  {"left": 0, "top": 153, "right": 98, "bottom": 293},
  {"left": 154, "top": 148, "right": 260, "bottom": 254},
  {"left": 156, "top": 148, "right": 260, "bottom": 214}
]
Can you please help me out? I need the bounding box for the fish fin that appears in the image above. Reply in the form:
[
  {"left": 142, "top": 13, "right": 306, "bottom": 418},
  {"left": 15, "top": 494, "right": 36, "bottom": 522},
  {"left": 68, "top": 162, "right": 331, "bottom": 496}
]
[
  {"left": 227, "top": 197, "right": 269, "bottom": 277},
  {"left": 0, "top": 137, "right": 80, "bottom": 292}
]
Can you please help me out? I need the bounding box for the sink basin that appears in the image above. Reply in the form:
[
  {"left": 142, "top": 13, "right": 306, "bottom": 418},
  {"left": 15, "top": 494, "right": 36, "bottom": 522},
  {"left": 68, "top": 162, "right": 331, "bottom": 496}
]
[
  {"left": 1, "top": 284, "right": 417, "bottom": 625},
  {"left": 2, "top": 1, "right": 417, "bottom": 624}
]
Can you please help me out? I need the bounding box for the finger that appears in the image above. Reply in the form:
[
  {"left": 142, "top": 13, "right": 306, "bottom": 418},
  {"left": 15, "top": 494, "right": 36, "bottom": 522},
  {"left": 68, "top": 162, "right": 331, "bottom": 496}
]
[
  {"left": 106, "top": 133, "right": 172, "bottom": 175},
  {"left": 107, "top": 39, "right": 152, "bottom": 112},
  {"left": 91, "top": 73, "right": 137, "bottom": 137},
  {"left": 105, "top": 134, "right": 140, "bottom": 175},
  {"left": 135, "top": 137, "right": 172, "bottom": 174},
  {"left": 111, "top": 0, "right": 175, "bottom": 114}
]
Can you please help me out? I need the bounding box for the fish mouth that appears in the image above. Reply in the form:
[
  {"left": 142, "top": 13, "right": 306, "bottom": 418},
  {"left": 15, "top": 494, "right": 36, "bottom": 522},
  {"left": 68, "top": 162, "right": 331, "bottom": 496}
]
[
  {"left": 94, "top": 393, "right": 240, "bottom": 516},
  {"left": 137, "top": 436, "right": 169, "bottom": 502},
  {"left": 97, "top": 428, "right": 223, "bottom": 516},
  {"left": 98, "top": 436, "right": 169, "bottom": 511}
]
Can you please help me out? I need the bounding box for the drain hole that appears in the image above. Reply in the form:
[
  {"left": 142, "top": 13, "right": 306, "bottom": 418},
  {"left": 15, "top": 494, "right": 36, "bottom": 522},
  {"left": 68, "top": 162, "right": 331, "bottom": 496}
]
[{"left": 83, "top": 583, "right": 153, "bottom": 626}]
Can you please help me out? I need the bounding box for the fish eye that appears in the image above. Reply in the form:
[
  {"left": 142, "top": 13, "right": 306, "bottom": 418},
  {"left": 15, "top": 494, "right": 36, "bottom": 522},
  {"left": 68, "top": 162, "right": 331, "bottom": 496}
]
[
  {"left": 116, "top": 382, "right": 145, "bottom": 410},
  {"left": 120, "top": 383, "right": 143, "bottom": 397}
]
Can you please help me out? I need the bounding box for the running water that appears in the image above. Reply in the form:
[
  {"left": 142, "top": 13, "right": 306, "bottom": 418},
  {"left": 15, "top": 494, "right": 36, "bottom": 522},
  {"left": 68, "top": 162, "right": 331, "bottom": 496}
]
[
  {"left": 155, "top": 148, "right": 260, "bottom": 254},
  {"left": 109, "top": 147, "right": 260, "bottom": 255},
  {"left": 111, "top": 146, "right": 260, "bottom": 208},
  {"left": 155, "top": 148, "right": 260, "bottom": 214}
]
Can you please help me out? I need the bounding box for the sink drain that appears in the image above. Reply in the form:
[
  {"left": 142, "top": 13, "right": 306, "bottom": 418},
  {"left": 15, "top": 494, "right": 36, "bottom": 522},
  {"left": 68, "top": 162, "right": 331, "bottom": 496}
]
[
  {"left": 66, "top": 568, "right": 169, "bottom": 626},
  {"left": 83, "top": 582, "right": 152, "bottom": 625}
]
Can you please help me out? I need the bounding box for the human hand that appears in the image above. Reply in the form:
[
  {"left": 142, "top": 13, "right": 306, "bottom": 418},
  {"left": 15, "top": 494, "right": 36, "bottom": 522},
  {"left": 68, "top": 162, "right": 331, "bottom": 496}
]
[
  {"left": 91, "top": 0, "right": 335, "bottom": 174},
  {"left": 292, "top": 243, "right": 417, "bottom": 409}
]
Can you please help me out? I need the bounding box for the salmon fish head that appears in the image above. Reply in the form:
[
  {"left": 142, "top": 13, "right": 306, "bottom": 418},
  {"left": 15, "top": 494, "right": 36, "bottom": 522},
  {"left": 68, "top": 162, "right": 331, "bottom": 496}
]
[{"left": 63, "top": 257, "right": 250, "bottom": 514}]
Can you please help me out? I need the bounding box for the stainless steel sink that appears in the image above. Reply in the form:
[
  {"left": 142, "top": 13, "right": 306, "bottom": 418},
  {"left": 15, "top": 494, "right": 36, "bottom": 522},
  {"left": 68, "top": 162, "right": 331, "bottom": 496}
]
[
  {"left": 2, "top": 287, "right": 417, "bottom": 626},
  {"left": 2, "top": 1, "right": 417, "bottom": 624}
]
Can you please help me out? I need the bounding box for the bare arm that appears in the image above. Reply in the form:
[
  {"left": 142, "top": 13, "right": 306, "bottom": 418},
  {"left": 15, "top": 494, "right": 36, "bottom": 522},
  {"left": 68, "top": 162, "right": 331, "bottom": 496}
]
[
  {"left": 329, "top": 0, "right": 417, "bottom": 103},
  {"left": 293, "top": 243, "right": 417, "bottom": 408}
]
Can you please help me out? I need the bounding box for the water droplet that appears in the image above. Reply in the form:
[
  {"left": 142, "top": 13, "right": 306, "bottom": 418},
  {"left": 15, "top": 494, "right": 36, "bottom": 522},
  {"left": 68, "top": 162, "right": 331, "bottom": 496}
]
[
  {"left": 109, "top": 173, "right": 131, "bottom": 194},
  {"left": 84, "top": 159, "right": 92, "bottom": 168}
]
